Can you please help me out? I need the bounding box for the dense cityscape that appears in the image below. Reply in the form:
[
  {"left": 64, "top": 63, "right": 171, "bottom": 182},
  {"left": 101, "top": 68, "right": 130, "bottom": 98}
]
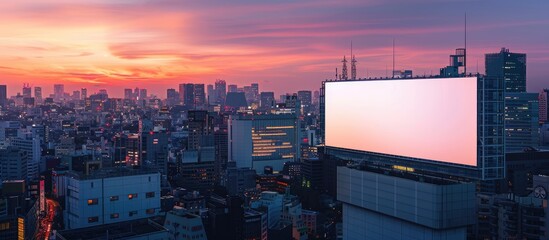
[{"left": 1, "top": 1, "right": 549, "bottom": 240}]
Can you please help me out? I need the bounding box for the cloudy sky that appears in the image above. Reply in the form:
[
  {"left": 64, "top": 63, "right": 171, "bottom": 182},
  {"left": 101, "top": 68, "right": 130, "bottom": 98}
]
[{"left": 1, "top": 0, "right": 548, "bottom": 97}]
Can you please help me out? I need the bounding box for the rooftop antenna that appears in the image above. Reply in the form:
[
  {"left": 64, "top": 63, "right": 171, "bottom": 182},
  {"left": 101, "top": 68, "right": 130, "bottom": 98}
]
[
  {"left": 335, "top": 68, "right": 338, "bottom": 80},
  {"left": 341, "top": 56, "right": 348, "bottom": 80},
  {"left": 392, "top": 38, "right": 395, "bottom": 78},
  {"left": 351, "top": 41, "right": 357, "bottom": 80}
]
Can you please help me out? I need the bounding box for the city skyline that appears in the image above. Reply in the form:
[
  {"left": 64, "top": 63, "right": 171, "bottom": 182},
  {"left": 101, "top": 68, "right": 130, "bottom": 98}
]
[{"left": 1, "top": 0, "right": 549, "bottom": 97}]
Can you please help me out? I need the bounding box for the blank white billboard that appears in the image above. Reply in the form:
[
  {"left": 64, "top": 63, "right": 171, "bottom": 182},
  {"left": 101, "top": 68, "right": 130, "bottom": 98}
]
[{"left": 325, "top": 77, "right": 477, "bottom": 166}]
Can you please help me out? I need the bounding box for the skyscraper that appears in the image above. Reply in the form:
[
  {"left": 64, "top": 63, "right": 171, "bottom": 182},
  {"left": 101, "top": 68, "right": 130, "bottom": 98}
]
[
  {"left": 22, "top": 83, "right": 31, "bottom": 98},
  {"left": 34, "top": 87, "right": 42, "bottom": 104},
  {"left": 207, "top": 84, "right": 216, "bottom": 105},
  {"left": 297, "top": 90, "right": 312, "bottom": 115},
  {"left": 485, "top": 48, "right": 526, "bottom": 92},
  {"left": 251, "top": 83, "right": 259, "bottom": 102},
  {"left": 540, "top": 89, "right": 548, "bottom": 123},
  {"left": 166, "top": 88, "right": 179, "bottom": 107},
  {"left": 505, "top": 93, "right": 539, "bottom": 152},
  {"left": 124, "top": 88, "right": 133, "bottom": 100},
  {"left": 215, "top": 79, "right": 227, "bottom": 105},
  {"left": 0, "top": 85, "right": 7, "bottom": 106},
  {"left": 54, "top": 84, "right": 64, "bottom": 101},
  {"left": 180, "top": 83, "right": 195, "bottom": 108},
  {"left": 81, "top": 88, "right": 87, "bottom": 99},
  {"left": 260, "top": 92, "right": 275, "bottom": 110}
]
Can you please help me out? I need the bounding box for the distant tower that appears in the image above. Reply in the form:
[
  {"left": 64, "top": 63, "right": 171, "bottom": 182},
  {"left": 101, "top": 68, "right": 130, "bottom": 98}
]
[
  {"left": 351, "top": 55, "right": 357, "bottom": 80},
  {"left": 341, "top": 56, "right": 348, "bottom": 80}
]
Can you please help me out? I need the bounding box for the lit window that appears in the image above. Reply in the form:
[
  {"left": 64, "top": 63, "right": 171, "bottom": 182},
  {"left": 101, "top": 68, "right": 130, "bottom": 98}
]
[
  {"left": 110, "top": 213, "right": 119, "bottom": 219},
  {"left": 88, "top": 216, "right": 99, "bottom": 223},
  {"left": 87, "top": 198, "right": 98, "bottom": 205},
  {"left": 110, "top": 196, "right": 119, "bottom": 201},
  {"left": 128, "top": 193, "right": 137, "bottom": 199},
  {"left": 146, "top": 192, "right": 155, "bottom": 198}
]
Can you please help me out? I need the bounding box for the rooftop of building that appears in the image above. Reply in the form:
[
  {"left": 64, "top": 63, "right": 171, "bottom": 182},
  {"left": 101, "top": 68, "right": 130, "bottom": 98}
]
[
  {"left": 230, "top": 113, "right": 297, "bottom": 120},
  {"left": 55, "top": 218, "right": 167, "bottom": 240},
  {"left": 347, "top": 162, "right": 463, "bottom": 185},
  {"left": 65, "top": 166, "right": 159, "bottom": 180}
]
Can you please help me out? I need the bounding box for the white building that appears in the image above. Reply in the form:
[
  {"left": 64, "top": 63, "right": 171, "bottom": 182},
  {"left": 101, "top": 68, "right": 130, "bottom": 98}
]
[
  {"left": 64, "top": 168, "right": 161, "bottom": 229},
  {"left": 164, "top": 206, "right": 207, "bottom": 240}
]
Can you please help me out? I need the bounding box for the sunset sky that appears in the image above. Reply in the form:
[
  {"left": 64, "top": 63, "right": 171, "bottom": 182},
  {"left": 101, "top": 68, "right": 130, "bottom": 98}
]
[{"left": 1, "top": 0, "right": 548, "bottom": 97}]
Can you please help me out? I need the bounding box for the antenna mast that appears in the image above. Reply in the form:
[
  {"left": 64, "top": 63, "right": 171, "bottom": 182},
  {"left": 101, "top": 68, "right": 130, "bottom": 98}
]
[{"left": 392, "top": 38, "right": 395, "bottom": 78}]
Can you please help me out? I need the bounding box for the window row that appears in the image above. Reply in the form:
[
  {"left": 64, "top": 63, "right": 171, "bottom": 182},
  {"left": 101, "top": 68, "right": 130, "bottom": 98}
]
[{"left": 88, "top": 192, "right": 156, "bottom": 204}]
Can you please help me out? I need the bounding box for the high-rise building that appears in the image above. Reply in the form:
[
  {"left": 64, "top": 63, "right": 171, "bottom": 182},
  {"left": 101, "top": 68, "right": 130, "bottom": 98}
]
[
  {"left": 63, "top": 168, "right": 161, "bottom": 229},
  {"left": 207, "top": 84, "right": 216, "bottom": 105},
  {"left": 260, "top": 92, "right": 275, "bottom": 110},
  {"left": 180, "top": 83, "right": 195, "bottom": 108},
  {"left": 215, "top": 79, "right": 227, "bottom": 105},
  {"left": 22, "top": 83, "right": 31, "bottom": 98},
  {"left": 34, "top": 87, "right": 42, "bottom": 104},
  {"left": 297, "top": 90, "right": 312, "bottom": 115},
  {"left": 194, "top": 84, "right": 206, "bottom": 108},
  {"left": 540, "top": 89, "right": 548, "bottom": 123},
  {"left": 81, "top": 88, "right": 87, "bottom": 99},
  {"left": 0, "top": 147, "right": 28, "bottom": 180},
  {"left": 504, "top": 92, "right": 539, "bottom": 152},
  {"left": 54, "top": 84, "right": 64, "bottom": 101},
  {"left": 187, "top": 110, "right": 214, "bottom": 150},
  {"left": 228, "top": 114, "right": 299, "bottom": 172},
  {"left": 139, "top": 88, "right": 147, "bottom": 100},
  {"left": 166, "top": 88, "right": 179, "bottom": 107},
  {"left": 0, "top": 85, "right": 7, "bottom": 106},
  {"left": 141, "top": 127, "right": 169, "bottom": 176},
  {"left": 251, "top": 83, "right": 259, "bottom": 102},
  {"left": 124, "top": 88, "right": 133, "bottom": 100},
  {"left": 72, "top": 90, "right": 80, "bottom": 100},
  {"left": 228, "top": 84, "right": 238, "bottom": 93},
  {"left": 486, "top": 48, "right": 526, "bottom": 93},
  {"left": 11, "top": 137, "right": 40, "bottom": 180}
]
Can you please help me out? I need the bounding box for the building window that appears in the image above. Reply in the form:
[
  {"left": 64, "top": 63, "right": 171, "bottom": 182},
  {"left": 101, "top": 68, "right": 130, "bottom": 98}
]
[
  {"left": 148, "top": 176, "right": 151, "bottom": 182},
  {"left": 87, "top": 198, "right": 98, "bottom": 205},
  {"left": 110, "top": 213, "right": 119, "bottom": 219},
  {"left": 129, "top": 210, "right": 138, "bottom": 217},
  {"left": 110, "top": 196, "right": 119, "bottom": 201},
  {"left": 146, "top": 208, "right": 155, "bottom": 214},
  {"left": 91, "top": 182, "right": 94, "bottom": 188},
  {"left": 88, "top": 216, "right": 99, "bottom": 223},
  {"left": 146, "top": 192, "right": 155, "bottom": 198},
  {"left": 128, "top": 193, "right": 137, "bottom": 199}
]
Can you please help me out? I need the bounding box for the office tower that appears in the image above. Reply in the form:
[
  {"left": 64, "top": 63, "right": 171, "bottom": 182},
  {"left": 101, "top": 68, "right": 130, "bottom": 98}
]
[
  {"left": 0, "top": 181, "right": 40, "bottom": 240},
  {"left": 139, "top": 88, "right": 147, "bottom": 100},
  {"left": 187, "top": 110, "right": 214, "bottom": 150},
  {"left": 180, "top": 83, "right": 195, "bottom": 108},
  {"left": 322, "top": 76, "right": 503, "bottom": 239},
  {"left": 164, "top": 207, "right": 207, "bottom": 240},
  {"left": 486, "top": 48, "right": 526, "bottom": 92},
  {"left": 251, "top": 83, "right": 259, "bottom": 103},
  {"left": 166, "top": 88, "right": 179, "bottom": 107},
  {"left": 228, "top": 84, "right": 238, "bottom": 93},
  {"left": 260, "top": 92, "right": 275, "bottom": 110},
  {"left": 54, "top": 84, "right": 64, "bottom": 101},
  {"left": 0, "top": 85, "right": 7, "bottom": 106},
  {"left": 243, "top": 86, "right": 253, "bottom": 104},
  {"left": 22, "top": 83, "right": 31, "bottom": 98},
  {"left": 132, "top": 87, "right": 139, "bottom": 100},
  {"left": 228, "top": 114, "right": 299, "bottom": 173},
  {"left": 126, "top": 134, "right": 141, "bottom": 166},
  {"left": 194, "top": 84, "right": 206, "bottom": 108},
  {"left": 124, "top": 88, "right": 133, "bottom": 100},
  {"left": 243, "top": 209, "right": 268, "bottom": 240},
  {"left": 11, "top": 137, "right": 40, "bottom": 180},
  {"left": 215, "top": 79, "right": 227, "bottom": 105},
  {"left": 284, "top": 93, "right": 300, "bottom": 115},
  {"left": 225, "top": 92, "right": 248, "bottom": 110},
  {"left": 141, "top": 127, "right": 169, "bottom": 175},
  {"left": 225, "top": 166, "right": 256, "bottom": 196},
  {"left": 176, "top": 143, "right": 216, "bottom": 192},
  {"left": 72, "top": 90, "right": 80, "bottom": 100},
  {"left": 504, "top": 93, "right": 539, "bottom": 152},
  {"left": 81, "top": 88, "right": 87, "bottom": 99},
  {"left": 297, "top": 90, "right": 312, "bottom": 115},
  {"left": 0, "top": 147, "right": 28, "bottom": 180},
  {"left": 207, "top": 84, "right": 216, "bottom": 105},
  {"left": 34, "top": 87, "right": 42, "bottom": 104},
  {"left": 540, "top": 89, "right": 548, "bottom": 123},
  {"left": 63, "top": 168, "right": 161, "bottom": 229}
]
